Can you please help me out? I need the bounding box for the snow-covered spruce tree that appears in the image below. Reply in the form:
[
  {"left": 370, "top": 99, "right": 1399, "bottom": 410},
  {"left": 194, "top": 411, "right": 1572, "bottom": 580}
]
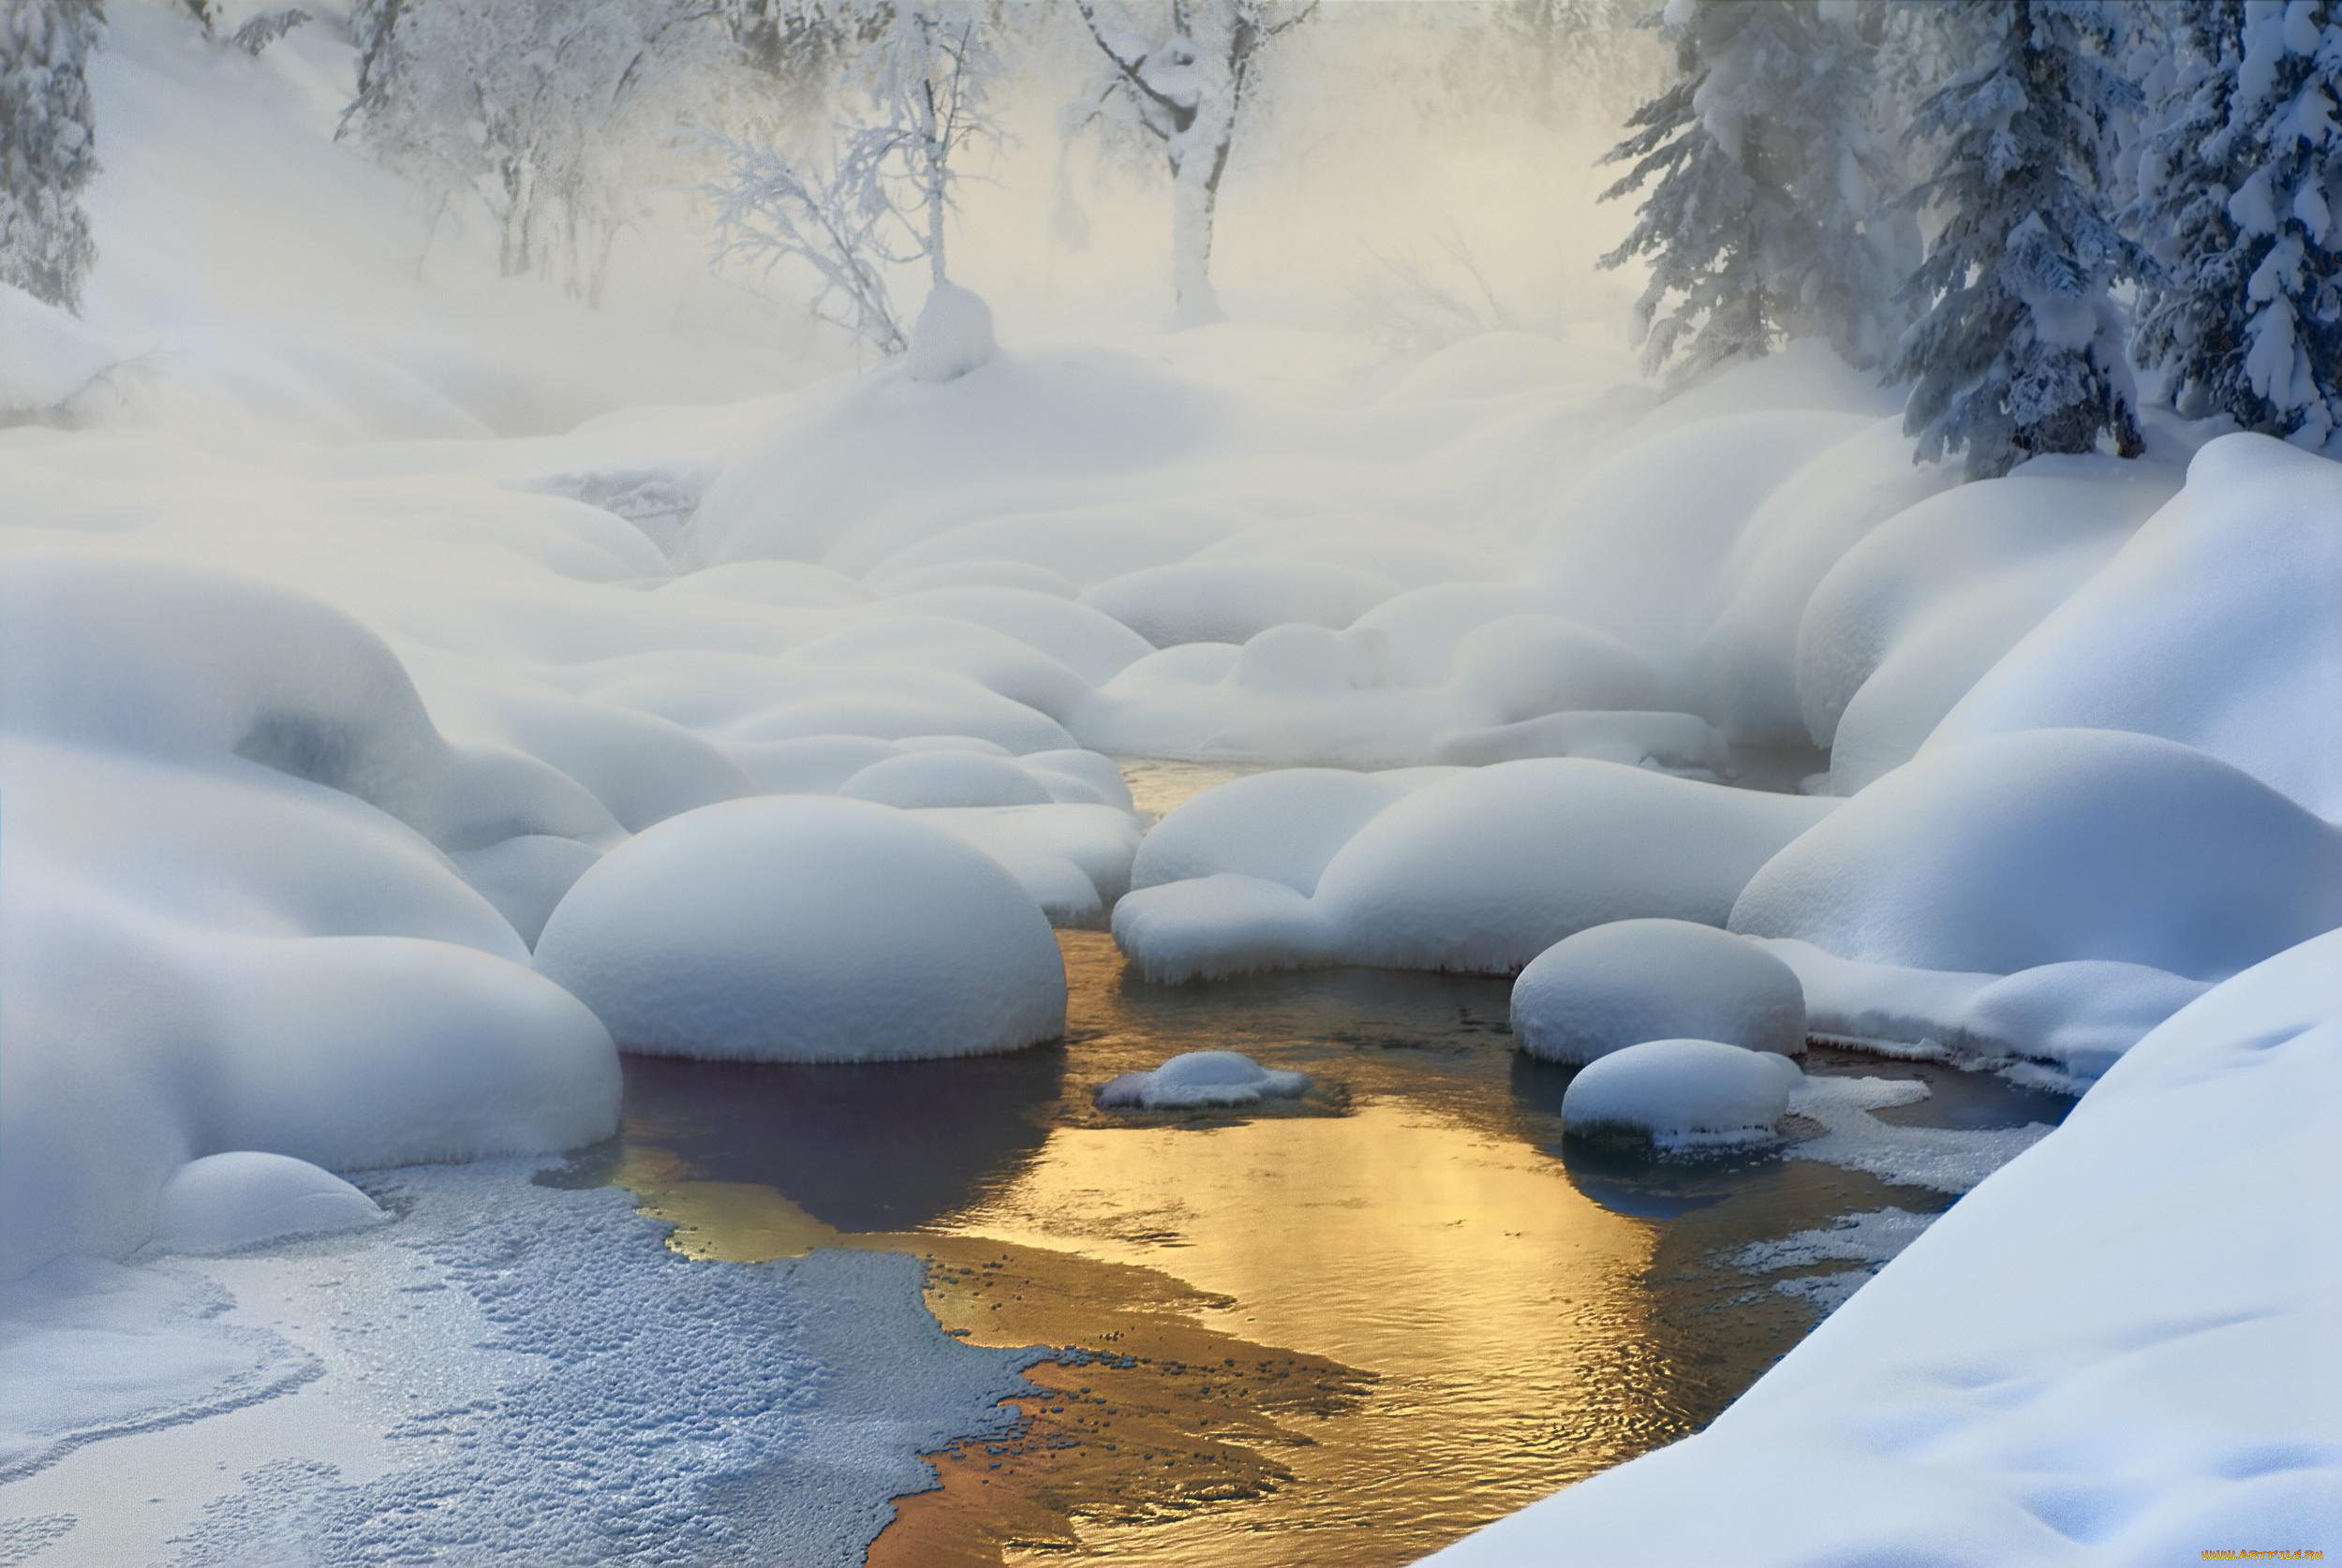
[
  {"left": 0, "top": 0, "right": 102, "bottom": 314},
  {"left": 2135, "top": 0, "right": 2342, "bottom": 448},
  {"left": 1892, "top": 0, "right": 2146, "bottom": 480},
  {"left": 2127, "top": 4, "right": 2248, "bottom": 420},
  {"left": 1778, "top": 0, "right": 1913, "bottom": 368},
  {"left": 1068, "top": 0, "right": 1317, "bottom": 325},
  {"left": 1601, "top": 0, "right": 1905, "bottom": 381}
]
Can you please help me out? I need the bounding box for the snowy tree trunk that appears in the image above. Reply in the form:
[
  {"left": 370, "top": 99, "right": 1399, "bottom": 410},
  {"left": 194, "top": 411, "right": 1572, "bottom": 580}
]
[
  {"left": 921, "top": 75, "right": 949, "bottom": 286},
  {"left": 1168, "top": 143, "right": 1227, "bottom": 325}
]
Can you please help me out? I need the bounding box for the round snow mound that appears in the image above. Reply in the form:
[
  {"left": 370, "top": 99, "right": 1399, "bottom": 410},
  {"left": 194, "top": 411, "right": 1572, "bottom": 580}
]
[
  {"left": 1561, "top": 1039, "right": 1801, "bottom": 1151},
  {"left": 1731, "top": 729, "right": 2342, "bottom": 981},
  {"left": 535, "top": 797, "right": 1066, "bottom": 1061},
  {"left": 908, "top": 282, "right": 997, "bottom": 384},
  {"left": 838, "top": 750, "right": 1053, "bottom": 808},
  {"left": 1096, "top": 1050, "right": 1312, "bottom": 1110},
  {"left": 151, "top": 1152, "right": 387, "bottom": 1254},
  {"left": 1511, "top": 919, "right": 1807, "bottom": 1065}
]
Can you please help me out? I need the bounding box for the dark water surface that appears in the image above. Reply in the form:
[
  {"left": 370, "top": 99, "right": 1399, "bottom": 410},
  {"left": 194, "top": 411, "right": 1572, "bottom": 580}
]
[{"left": 581, "top": 928, "right": 2068, "bottom": 1567}]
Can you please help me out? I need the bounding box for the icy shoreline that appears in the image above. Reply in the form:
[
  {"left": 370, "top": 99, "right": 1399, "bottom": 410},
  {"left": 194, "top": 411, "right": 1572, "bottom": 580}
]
[
  {"left": 0, "top": 1162, "right": 1038, "bottom": 1568},
  {"left": 1426, "top": 931, "right": 2342, "bottom": 1565}
]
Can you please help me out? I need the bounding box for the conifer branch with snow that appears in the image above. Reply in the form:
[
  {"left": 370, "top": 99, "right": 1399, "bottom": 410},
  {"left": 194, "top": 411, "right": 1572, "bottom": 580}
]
[
  {"left": 0, "top": 0, "right": 102, "bottom": 314},
  {"left": 1891, "top": 0, "right": 2146, "bottom": 480}
]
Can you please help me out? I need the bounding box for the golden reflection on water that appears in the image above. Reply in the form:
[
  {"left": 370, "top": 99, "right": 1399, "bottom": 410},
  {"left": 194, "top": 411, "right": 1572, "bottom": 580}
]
[{"left": 603, "top": 930, "right": 1947, "bottom": 1567}]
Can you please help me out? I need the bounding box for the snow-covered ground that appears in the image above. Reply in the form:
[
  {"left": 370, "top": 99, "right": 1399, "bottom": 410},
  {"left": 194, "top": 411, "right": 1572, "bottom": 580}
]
[{"left": 3, "top": 4, "right": 2337, "bottom": 1564}]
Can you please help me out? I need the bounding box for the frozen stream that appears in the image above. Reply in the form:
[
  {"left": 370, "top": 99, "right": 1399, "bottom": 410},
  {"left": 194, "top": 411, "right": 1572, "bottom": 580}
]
[{"left": 570, "top": 766, "right": 2070, "bottom": 1567}]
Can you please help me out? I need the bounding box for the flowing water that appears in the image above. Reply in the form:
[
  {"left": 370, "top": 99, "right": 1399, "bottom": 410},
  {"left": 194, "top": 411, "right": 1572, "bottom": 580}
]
[{"left": 571, "top": 759, "right": 2068, "bottom": 1566}]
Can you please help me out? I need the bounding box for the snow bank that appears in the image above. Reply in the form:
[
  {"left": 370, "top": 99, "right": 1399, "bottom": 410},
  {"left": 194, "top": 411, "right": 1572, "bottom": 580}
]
[
  {"left": 1797, "top": 455, "right": 2179, "bottom": 788},
  {"left": 534, "top": 797, "right": 1067, "bottom": 1060},
  {"left": 1732, "top": 729, "right": 2342, "bottom": 980},
  {"left": 0, "top": 284, "right": 113, "bottom": 417},
  {"left": 1510, "top": 920, "right": 1806, "bottom": 1065},
  {"left": 1095, "top": 1051, "right": 1311, "bottom": 1110},
  {"left": 1118, "top": 760, "right": 1834, "bottom": 981},
  {"left": 1534, "top": 404, "right": 1879, "bottom": 671},
  {"left": 1924, "top": 435, "right": 2342, "bottom": 818},
  {"left": 1560, "top": 1040, "right": 1801, "bottom": 1150},
  {"left": 1430, "top": 929, "right": 2342, "bottom": 1567},
  {"left": 147, "top": 1154, "right": 386, "bottom": 1255},
  {"left": 1, "top": 845, "right": 620, "bottom": 1279}
]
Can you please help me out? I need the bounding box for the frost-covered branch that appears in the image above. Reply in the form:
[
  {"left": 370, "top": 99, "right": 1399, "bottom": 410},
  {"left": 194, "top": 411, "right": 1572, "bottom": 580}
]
[
  {"left": 700, "top": 3, "right": 1003, "bottom": 354},
  {"left": 704, "top": 130, "right": 914, "bottom": 354}
]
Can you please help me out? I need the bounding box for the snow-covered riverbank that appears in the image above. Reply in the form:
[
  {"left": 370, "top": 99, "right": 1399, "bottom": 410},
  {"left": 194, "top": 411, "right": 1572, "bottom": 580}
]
[
  {"left": 4, "top": 6, "right": 2337, "bottom": 1563},
  {"left": 1430, "top": 931, "right": 2342, "bottom": 1565}
]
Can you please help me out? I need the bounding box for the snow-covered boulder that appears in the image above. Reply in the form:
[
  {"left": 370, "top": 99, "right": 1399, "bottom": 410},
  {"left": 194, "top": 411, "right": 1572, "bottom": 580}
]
[
  {"left": 1095, "top": 1051, "right": 1310, "bottom": 1110},
  {"left": 1923, "top": 435, "right": 2342, "bottom": 818},
  {"left": 1113, "top": 873, "right": 1338, "bottom": 983},
  {"left": 149, "top": 1152, "right": 386, "bottom": 1254},
  {"left": 1560, "top": 1039, "right": 1801, "bottom": 1150},
  {"left": 907, "top": 282, "right": 996, "bottom": 384},
  {"left": 1115, "top": 760, "right": 1835, "bottom": 981},
  {"left": 1511, "top": 920, "right": 1806, "bottom": 1065},
  {"left": 533, "top": 797, "right": 1066, "bottom": 1061},
  {"left": 1313, "top": 760, "right": 1834, "bottom": 973},
  {"left": 1732, "top": 729, "right": 2342, "bottom": 981},
  {"left": 1129, "top": 767, "right": 1436, "bottom": 894},
  {"left": 839, "top": 749, "right": 1055, "bottom": 808}
]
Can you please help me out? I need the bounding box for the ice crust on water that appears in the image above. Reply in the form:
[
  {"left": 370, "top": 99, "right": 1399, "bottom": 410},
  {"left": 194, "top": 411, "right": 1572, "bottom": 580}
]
[
  {"left": 1560, "top": 1039, "right": 1801, "bottom": 1150},
  {"left": 1510, "top": 919, "right": 1807, "bottom": 1065},
  {"left": 534, "top": 796, "right": 1068, "bottom": 1061},
  {"left": 1, "top": 1164, "right": 1037, "bottom": 1566},
  {"left": 1096, "top": 1050, "right": 1312, "bottom": 1110}
]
